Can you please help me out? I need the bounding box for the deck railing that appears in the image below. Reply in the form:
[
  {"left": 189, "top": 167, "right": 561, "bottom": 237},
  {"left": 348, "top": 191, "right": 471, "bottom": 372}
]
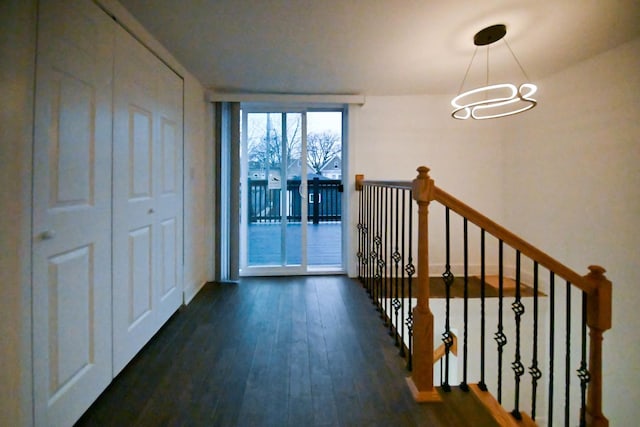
[
  {"left": 355, "top": 167, "right": 611, "bottom": 427},
  {"left": 248, "top": 178, "right": 342, "bottom": 223}
]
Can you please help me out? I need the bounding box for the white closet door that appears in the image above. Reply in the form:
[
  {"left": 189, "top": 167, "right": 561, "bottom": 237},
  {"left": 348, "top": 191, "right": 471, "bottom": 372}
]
[
  {"left": 154, "top": 53, "right": 184, "bottom": 329},
  {"left": 32, "top": 1, "right": 114, "bottom": 425},
  {"left": 112, "top": 26, "right": 183, "bottom": 375}
]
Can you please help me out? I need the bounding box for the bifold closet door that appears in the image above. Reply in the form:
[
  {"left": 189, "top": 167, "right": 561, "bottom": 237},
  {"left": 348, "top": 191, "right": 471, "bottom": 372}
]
[
  {"left": 112, "top": 25, "right": 184, "bottom": 375},
  {"left": 32, "top": 1, "right": 114, "bottom": 425}
]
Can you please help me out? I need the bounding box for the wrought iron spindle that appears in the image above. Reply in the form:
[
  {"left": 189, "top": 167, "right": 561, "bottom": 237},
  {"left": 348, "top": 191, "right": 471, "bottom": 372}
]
[
  {"left": 565, "top": 281, "right": 572, "bottom": 427},
  {"left": 461, "top": 218, "right": 469, "bottom": 391},
  {"left": 479, "top": 229, "right": 487, "bottom": 391},
  {"left": 548, "top": 272, "right": 556, "bottom": 426},
  {"left": 367, "top": 186, "right": 375, "bottom": 297},
  {"left": 578, "top": 290, "right": 590, "bottom": 427},
  {"left": 405, "top": 190, "right": 415, "bottom": 370},
  {"left": 362, "top": 186, "right": 368, "bottom": 289},
  {"left": 441, "top": 207, "right": 454, "bottom": 392},
  {"left": 383, "top": 187, "right": 390, "bottom": 326},
  {"left": 529, "top": 262, "right": 542, "bottom": 420},
  {"left": 494, "top": 240, "right": 507, "bottom": 404},
  {"left": 357, "top": 188, "right": 363, "bottom": 280},
  {"left": 377, "top": 185, "right": 385, "bottom": 317},
  {"left": 511, "top": 250, "right": 524, "bottom": 420},
  {"left": 392, "top": 188, "right": 401, "bottom": 342},
  {"left": 399, "top": 189, "right": 406, "bottom": 357},
  {"left": 373, "top": 186, "right": 381, "bottom": 309}
]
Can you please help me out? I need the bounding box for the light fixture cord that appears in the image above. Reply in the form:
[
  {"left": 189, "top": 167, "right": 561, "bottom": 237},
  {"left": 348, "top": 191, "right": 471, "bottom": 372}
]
[
  {"left": 457, "top": 46, "right": 478, "bottom": 95},
  {"left": 486, "top": 45, "right": 490, "bottom": 87},
  {"left": 503, "top": 39, "right": 531, "bottom": 81}
]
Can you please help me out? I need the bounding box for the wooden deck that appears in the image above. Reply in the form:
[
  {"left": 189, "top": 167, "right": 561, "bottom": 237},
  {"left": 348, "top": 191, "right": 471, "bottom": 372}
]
[
  {"left": 76, "top": 276, "right": 500, "bottom": 426},
  {"left": 248, "top": 222, "right": 342, "bottom": 267}
]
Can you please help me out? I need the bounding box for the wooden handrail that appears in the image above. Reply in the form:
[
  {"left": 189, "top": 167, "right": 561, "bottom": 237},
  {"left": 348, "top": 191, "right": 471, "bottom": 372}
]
[
  {"left": 360, "top": 180, "right": 413, "bottom": 190},
  {"left": 432, "top": 186, "right": 596, "bottom": 294},
  {"left": 355, "top": 174, "right": 413, "bottom": 191},
  {"left": 356, "top": 173, "right": 596, "bottom": 294}
]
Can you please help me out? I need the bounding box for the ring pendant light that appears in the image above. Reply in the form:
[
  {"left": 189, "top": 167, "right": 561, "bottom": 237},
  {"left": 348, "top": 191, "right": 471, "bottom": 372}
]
[{"left": 451, "top": 24, "right": 538, "bottom": 120}]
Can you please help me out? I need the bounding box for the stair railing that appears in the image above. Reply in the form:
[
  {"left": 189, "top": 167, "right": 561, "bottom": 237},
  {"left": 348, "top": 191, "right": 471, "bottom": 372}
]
[{"left": 355, "top": 166, "right": 611, "bottom": 427}]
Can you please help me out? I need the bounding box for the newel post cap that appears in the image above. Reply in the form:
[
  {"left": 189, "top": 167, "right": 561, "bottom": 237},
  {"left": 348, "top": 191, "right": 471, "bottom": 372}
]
[
  {"left": 412, "top": 166, "right": 435, "bottom": 203},
  {"left": 585, "top": 265, "right": 612, "bottom": 331}
]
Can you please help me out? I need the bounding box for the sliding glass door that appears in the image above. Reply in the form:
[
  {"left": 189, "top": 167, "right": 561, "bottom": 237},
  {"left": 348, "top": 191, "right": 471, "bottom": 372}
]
[{"left": 240, "top": 107, "right": 343, "bottom": 275}]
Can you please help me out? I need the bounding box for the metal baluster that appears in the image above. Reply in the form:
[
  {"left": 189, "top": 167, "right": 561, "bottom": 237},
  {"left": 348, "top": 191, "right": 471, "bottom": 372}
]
[
  {"left": 364, "top": 185, "right": 371, "bottom": 295},
  {"left": 529, "top": 262, "right": 542, "bottom": 420},
  {"left": 565, "top": 281, "right": 572, "bottom": 427},
  {"left": 441, "top": 207, "right": 453, "bottom": 393},
  {"left": 511, "top": 251, "right": 524, "bottom": 420},
  {"left": 399, "top": 189, "right": 406, "bottom": 357},
  {"left": 383, "top": 187, "right": 390, "bottom": 326},
  {"left": 392, "top": 188, "right": 401, "bottom": 340},
  {"left": 578, "top": 291, "right": 590, "bottom": 427},
  {"left": 357, "top": 185, "right": 363, "bottom": 281},
  {"left": 373, "top": 186, "right": 380, "bottom": 308},
  {"left": 376, "top": 186, "right": 385, "bottom": 316},
  {"left": 548, "top": 272, "right": 556, "bottom": 426},
  {"left": 460, "top": 218, "right": 469, "bottom": 392},
  {"left": 495, "top": 240, "right": 507, "bottom": 404},
  {"left": 405, "top": 191, "right": 415, "bottom": 370},
  {"left": 367, "top": 185, "right": 373, "bottom": 296},
  {"left": 479, "top": 229, "right": 487, "bottom": 391}
]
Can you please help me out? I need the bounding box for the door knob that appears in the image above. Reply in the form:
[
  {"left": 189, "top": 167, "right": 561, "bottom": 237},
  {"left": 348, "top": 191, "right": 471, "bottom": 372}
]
[
  {"left": 40, "top": 230, "right": 56, "bottom": 240},
  {"left": 148, "top": 208, "right": 154, "bottom": 214}
]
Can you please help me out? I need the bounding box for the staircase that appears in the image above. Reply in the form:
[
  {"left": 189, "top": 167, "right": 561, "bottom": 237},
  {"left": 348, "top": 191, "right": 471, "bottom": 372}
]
[{"left": 355, "top": 166, "right": 612, "bottom": 427}]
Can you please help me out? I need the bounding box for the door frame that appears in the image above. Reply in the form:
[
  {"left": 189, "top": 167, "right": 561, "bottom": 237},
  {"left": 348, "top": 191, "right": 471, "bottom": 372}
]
[{"left": 239, "top": 103, "right": 347, "bottom": 276}]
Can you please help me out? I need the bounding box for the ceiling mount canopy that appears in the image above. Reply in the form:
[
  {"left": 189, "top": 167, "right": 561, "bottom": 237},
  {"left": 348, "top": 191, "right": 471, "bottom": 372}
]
[{"left": 451, "top": 24, "right": 538, "bottom": 120}]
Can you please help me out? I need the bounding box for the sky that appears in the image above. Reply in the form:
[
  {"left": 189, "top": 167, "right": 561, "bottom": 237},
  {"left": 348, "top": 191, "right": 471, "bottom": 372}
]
[
  {"left": 244, "top": 111, "right": 343, "bottom": 138},
  {"left": 307, "top": 111, "right": 342, "bottom": 134}
]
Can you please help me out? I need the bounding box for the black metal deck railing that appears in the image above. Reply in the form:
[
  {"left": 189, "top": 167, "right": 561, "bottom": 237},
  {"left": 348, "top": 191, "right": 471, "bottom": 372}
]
[{"left": 248, "top": 178, "right": 342, "bottom": 223}]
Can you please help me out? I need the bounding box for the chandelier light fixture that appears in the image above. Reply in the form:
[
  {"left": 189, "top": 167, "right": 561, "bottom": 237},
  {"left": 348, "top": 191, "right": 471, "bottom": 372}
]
[{"left": 451, "top": 24, "right": 537, "bottom": 120}]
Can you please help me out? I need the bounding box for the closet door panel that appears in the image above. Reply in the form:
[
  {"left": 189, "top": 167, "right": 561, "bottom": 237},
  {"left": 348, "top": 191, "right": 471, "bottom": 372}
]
[
  {"left": 113, "top": 25, "right": 183, "bottom": 375},
  {"left": 155, "top": 62, "right": 183, "bottom": 326},
  {"left": 32, "top": 1, "right": 114, "bottom": 425},
  {"left": 113, "top": 26, "right": 160, "bottom": 374}
]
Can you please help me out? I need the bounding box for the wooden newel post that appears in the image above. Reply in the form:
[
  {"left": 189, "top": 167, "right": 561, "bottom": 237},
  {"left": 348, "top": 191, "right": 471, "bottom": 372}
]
[
  {"left": 584, "top": 265, "right": 612, "bottom": 427},
  {"left": 355, "top": 174, "right": 364, "bottom": 192},
  {"left": 406, "top": 166, "right": 441, "bottom": 402}
]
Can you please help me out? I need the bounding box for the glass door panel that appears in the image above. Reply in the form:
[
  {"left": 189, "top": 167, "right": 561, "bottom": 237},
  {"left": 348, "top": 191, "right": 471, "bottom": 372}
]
[
  {"left": 244, "top": 111, "right": 305, "bottom": 269},
  {"left": 284, "top": 113, "right": 304, "bottom": 266},
  {"left": 306, "top": 111, "right": 343, "bottom": 268}
]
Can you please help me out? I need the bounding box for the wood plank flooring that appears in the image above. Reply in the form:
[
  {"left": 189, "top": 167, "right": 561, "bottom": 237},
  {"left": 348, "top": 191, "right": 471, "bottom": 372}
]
[{"left": 76, "top": 276, "right": 499, "bottom": 427}]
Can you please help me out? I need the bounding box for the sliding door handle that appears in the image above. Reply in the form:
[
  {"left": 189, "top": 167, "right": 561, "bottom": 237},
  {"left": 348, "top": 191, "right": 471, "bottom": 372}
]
[{"left": 298, "top": 181, "right": 307, "bottom": 198}]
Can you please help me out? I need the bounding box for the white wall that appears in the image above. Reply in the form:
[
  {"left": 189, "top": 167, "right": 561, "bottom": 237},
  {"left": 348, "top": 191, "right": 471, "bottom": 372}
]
[
  {"left": 502, "top": 37, "right": 640, "bottom": 426},
  {"left": 0, "top": 1, "right": 36, "bottom": 426},
  {"left": 183, "top": 76, "right": 215, "bottom": 302},
  {"left": 348, "top": 94, "right": 507, "bottom": 276}
]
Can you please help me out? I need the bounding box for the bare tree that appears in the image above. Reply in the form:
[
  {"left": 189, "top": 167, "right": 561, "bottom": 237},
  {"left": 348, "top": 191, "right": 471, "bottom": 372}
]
[
  {"left": 307, "top": 131, "right": 341, "bottom": 175},
  {"left": 247, "top": 114, "right": 301, "bottom": 171}
]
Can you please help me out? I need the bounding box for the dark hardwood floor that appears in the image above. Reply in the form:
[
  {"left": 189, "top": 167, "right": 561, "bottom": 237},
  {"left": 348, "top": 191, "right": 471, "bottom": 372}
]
[{"left": 76, "top": 276, "right": 498, "bottom": 427}]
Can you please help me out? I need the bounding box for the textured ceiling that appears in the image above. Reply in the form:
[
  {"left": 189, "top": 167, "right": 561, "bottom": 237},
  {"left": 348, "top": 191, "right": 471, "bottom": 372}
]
[{"left": 117, "top": 0, "right": 640, "bottom": 95}]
